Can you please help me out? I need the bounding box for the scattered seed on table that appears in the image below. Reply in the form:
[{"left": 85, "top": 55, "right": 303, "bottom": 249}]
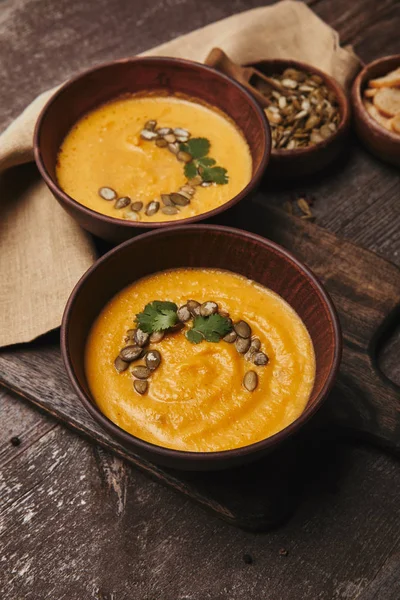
[
  {"left": 10, "top": 436, "right": 21, "bottom": 447},
  {"left": 243, "top": 370, "right": 258, "bottom": 391},
  {"left": 177, "top": 305, "right": 191, "bottom": 322},
  {"left": 114, "top": 356, "right": 130, "bottom": 373},
  {"left": 146, "top": 350, "right": 161, "bottom": 371},
  {"left": 98, "top": 187, "right": 117, "bottom": 201},
  {"left": 119, "top": 345, "right": 143, "bottom": 362},
  {"left": 131, "top": 365, "right": 151, "bottom": 379},
  {"left": 114, "top": 196, "right": 131, "bottom": 209},
  {"left": 234, "top": 320, "right": 252, "bottom": 339},
  {"left": 200, "top": 301, "right": 218, "bottom": 317},
  {"left": 134, "top": 380, "right": 148, "bottom": 395}
]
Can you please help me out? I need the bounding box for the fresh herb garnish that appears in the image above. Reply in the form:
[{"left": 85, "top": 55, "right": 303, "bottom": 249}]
[
  {"left": 186, "top": 313, "right": 232, "bottom": 344},
  {"left": 136, "top": 301, "right": 178, "bottom": 333},
  {"left": 180, "top": 137, "right": 228, "bottom": 185}
]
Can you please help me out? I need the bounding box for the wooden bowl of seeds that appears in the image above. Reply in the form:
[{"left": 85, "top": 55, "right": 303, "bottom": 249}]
[
  {"left": 61, "top": 225, "right": 341, "bottom": 471},
  {"left": 248, "top": 59, "right": 351, "bottom": 177},
  {"left": 351, "top": 55, "right": 400, "bottom": 168},
  {"left": 34, "top": 57, "right": 270, "bottom": 244}
]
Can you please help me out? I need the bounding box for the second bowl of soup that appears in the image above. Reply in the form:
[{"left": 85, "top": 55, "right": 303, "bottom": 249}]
[
  {"left": 34, "top": 58, "right": 270, "bottom": 242},
  {"left": 61, "top": 225, "right": 341, "bottom": 470}
]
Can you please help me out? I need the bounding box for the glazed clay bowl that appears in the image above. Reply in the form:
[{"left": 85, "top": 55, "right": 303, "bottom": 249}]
[
  {"left": 34, "top": 57, "right": 270, "bottom": 244},
  {"left": 249, "top": 59, "right": 351, "bottom": 178},
  {"left": 61, "top": 225, "right": 342, "bottom": 471},
  {"left": 351, "top": 55, "right": 400, "bottom": 168}
]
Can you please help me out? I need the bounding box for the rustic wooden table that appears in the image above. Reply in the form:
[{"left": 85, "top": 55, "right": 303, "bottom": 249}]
[{"left": 1, "top": 1, "right": 399, "bottom": 598}]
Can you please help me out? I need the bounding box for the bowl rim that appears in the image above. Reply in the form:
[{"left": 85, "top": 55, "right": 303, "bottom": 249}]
[
  {"left": 351, "top": 54, "right": 400, "bottom": 144},
  {"left": 249, "top": 58, "right": 351, "bottom": 157},
  {"left": 33, "top": 56, "right": 271, "bottom": 230},
  {"left": 61, "top": 223, "right": 342, "bottom": 464}
]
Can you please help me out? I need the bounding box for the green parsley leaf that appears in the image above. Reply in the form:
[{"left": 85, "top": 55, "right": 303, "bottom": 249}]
[
  {"left": 201, "top": 166, "right": 229, "bottom": 185},
  {"left": 185, "top": 137, "right": 210, "bottom": 159},
  {"left": 186, "top": 329, "right": 203, "bottom": 344},
  {"left": 197, "top": 157, "right": 216, "bottom": 167},
  {"left": 184, "top": 161, "right": 198, "bottom": 179},
  {"left": 136, "top": 301, "right": 178, "bottom": 333},
  {"left": 186, "top": 313, "right": 232, "bottom": 344}
]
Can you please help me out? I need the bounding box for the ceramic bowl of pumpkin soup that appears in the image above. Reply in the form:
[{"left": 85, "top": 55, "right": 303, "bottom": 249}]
[
  {"left": 34, "top": 57, "right": 270, "bottom": 243},
  {"left": 61, "top": 225, "right": 341, "bottom": 471}
]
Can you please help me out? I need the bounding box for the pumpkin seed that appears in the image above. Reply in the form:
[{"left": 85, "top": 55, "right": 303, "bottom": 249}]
[
  {"left": 244, "top": 348, "right": 256, "bottom": 363},
  {"left": 177, "top": 151, "right": 192, "bottom": 163},
  {"left": 140, "top": 129, "right": 158, "bottom": 140},
  {"left": 223, "top": 330, "right": 237, "bottom": 343},
  {"left": 114, "top": 196, "right": 131, "bottom": 209},
  {"left": 161, "top": 194, "right": 173, "bottom": 206},
  {"left": 170, "top": 192, "right": 190, "bottom": 206},
  {"left": 145, "top": 120, "right": 157, "bottom": 131},
  {"left": 114, "top": 356, "right": 129, "bottom": 373},
  {"left": 131, "top": 201, "right": 143, "bottom": 212},
  {"left": 126, "top": 328, "right": 137, "bottom": 340},
  {"left": 187, "top": 300, "right": 201, "bottom": 317},
  {"left": 235, "top": 336, "right": 251, "bottom": 354},
  {"left": 131, "top": 365, "right": 151, "bottom": 379},
  {"left": 201, "top": 181, "right": 212, "bottom": 187},
  {"left": 124, "top": 210, "right": 140, "bottom": 221},
  {"left": 219, "top": 310, "right": 230, "bottom": 318},
  {"left": 177, "top": 305, "right": 191, "bottom": 322},
  {"left": 145, "top": 350, "right": 161, "bottom": 371},
  {"left": 161, "top": 206, "right": 179, "bottom": 215},
  {"left": 173, "top": 127, "right": 190, "bottom": 138},
  {"left": 253, "top": 352, "right": 269, "bottom": 366},
  {"left": 156, "top": 138, "right": 168, "bottom": 148},
  {"left": 157, "top": 127, "right": 171, "bottom": 136},
  {"left": 234, "top": 320, "right": 251, "bottom": 339},
  {"left": 168, "top": 142, "right": 180, "bottom": 155},
  {"left": 180, "top": 185, "right": 195, "bottom": 195},
  {"left": 200, "top": 301, "right": 218, "bottom": 317},
  {"left": 134, "top": 379, "right": 148, "bottom": 395},
  {"left": 150, "top": 331, "right": 165, "bottom": 343},
  {"left": 243, "top": 370, "right": 258, "bottom": 392},
  {"left": 99, "top": 187, "right": 117, "bottom": 201},
  {"left": 188, "top": 175, "right": 203, "bottom": 186},
  {"left": 134, "top": 328, "right": 150, "bottom": 347},
  {"left": 250, "top": 337, "right": 261, "bottom": 351},
  {"left": 145, "top": 201, "right": 160, "bottom": 216},
  {"left": 119, "top": 345, "right": 143, "bottom": 362}
]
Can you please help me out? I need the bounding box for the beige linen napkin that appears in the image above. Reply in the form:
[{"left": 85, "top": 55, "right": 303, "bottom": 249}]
[{"left": 0, "top": 0, "right": 360, "bottom": 347}]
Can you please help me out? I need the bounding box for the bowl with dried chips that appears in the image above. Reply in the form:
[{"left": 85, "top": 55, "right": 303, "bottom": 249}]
[{"left": 352, "top": 55, "right": 400, "bottom": 168}]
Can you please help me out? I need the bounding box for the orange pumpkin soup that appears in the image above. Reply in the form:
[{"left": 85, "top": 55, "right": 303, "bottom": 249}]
[
  {"left": 85, "top": 269, "right": 315, "bottom": 452},
  {"left": 56, "top": 96, "right": 252, "bottom": 222}
]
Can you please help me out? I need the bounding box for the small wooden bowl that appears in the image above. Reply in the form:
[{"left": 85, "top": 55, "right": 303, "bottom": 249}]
[
  {"left": 250, "top": 59, "right": 351, "bottom": 178},
  {"left": 34, "top": 57, "right": 270, "bottom": 244},
  {"left": 351, "top": 55, "right": 400, "bottom": 168},
  {"left": 61, "top": 225, "right": 342, "bottom": 471}
]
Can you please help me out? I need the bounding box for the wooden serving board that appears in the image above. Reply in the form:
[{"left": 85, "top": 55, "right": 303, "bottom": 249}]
[{"left": 1, "top": 195, "right": 399, "bottom": 531}]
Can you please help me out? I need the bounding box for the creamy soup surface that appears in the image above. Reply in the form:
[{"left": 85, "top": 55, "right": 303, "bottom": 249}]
[
  {"left": 57, "top": 96, "right": 252, "bottom": 222},
  {"left": 85, "top": 269, "right": 316, "bottom": 452}
]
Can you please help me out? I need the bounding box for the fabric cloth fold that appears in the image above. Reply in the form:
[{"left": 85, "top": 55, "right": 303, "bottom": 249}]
[{"left": 0, "top": 0, "right": 360, "bottom": 347}]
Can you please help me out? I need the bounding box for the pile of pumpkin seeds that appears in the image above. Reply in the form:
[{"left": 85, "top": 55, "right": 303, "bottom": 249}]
[
  {"left": 255, "top": 68, "right": 340, "bottom": 150},
  {"left": 115, "top": 300, "right": 269, "bottom": 395},
  {"left": 97, "top": 120, "right": 216, "bottom": 220}
]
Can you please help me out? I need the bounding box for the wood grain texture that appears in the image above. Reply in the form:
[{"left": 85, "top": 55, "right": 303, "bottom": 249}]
[{"left": 1, "top": 0, "right": 400, "bottom": 597}]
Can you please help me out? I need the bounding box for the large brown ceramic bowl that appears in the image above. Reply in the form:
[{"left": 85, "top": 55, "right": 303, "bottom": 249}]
[
  {"left": 61, "top": 225, "right": 342, "bottom": 471},
  {"left": 352, "top": 55, "right": 400, "bottom": 168},
  {"left": 250, "top": 59, "right": 351, "bottom": 178},
  {"left": 34, "top": 57, "right": 270, "bottom": 244}
]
